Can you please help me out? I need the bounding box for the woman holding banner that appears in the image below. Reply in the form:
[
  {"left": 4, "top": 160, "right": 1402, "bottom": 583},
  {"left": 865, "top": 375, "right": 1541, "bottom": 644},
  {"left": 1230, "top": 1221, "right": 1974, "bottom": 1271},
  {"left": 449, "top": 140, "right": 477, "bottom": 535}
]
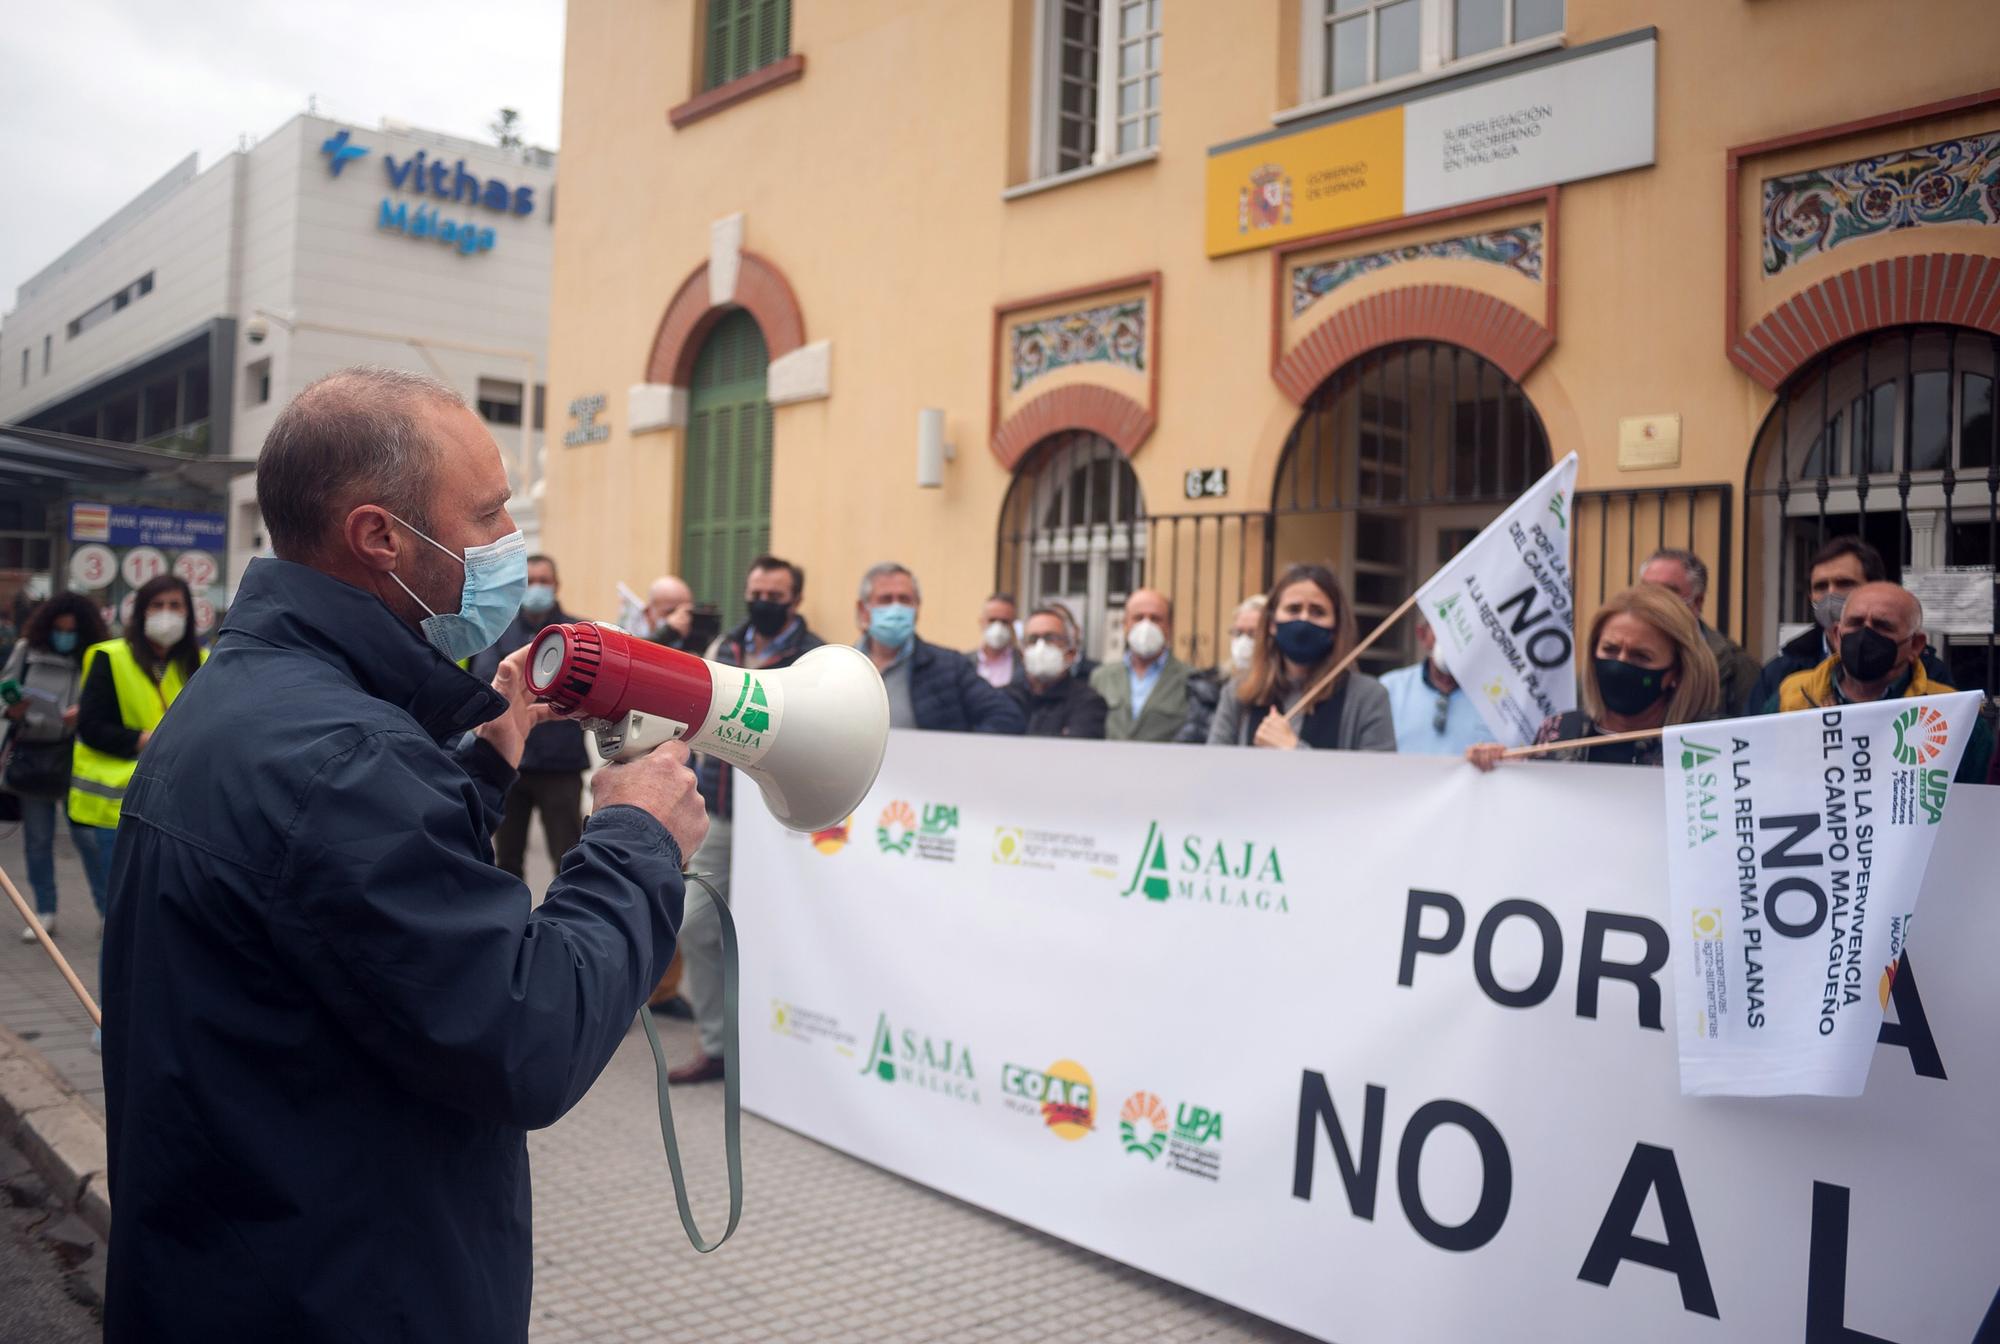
[
  {"left": 1206, "top": 564, "right": 1394, "bottom": 752},
  {"left": 1466, "top": 585, "right": 1720, "bottom": 770}
]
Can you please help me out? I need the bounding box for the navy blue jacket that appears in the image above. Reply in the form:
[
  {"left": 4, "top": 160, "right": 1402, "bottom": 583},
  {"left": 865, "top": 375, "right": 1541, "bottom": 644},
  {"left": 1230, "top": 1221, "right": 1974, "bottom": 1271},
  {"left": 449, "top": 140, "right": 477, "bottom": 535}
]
[
  {"left": 101, "top": 558, "right": 685, "bottom": 1342},
  {"left": 469, "top": 606, "right": 592, "bottom": 772},
  {"left": 907, "top": 636, "right": 1026, "bottom": 733}
]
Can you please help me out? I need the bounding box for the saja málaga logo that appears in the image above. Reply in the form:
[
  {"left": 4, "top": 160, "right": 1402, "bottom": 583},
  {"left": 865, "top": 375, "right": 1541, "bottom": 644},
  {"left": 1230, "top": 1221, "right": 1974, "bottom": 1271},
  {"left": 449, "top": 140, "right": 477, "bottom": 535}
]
[
  {"left": 1120, "top": 822, "right": 1289, "bottom": 913},
  {"left": 859, "top": 1012, "right": 978, "bottom": 1104},
  {"left": 1676, "top": 738, "right": 1723, "bottom": 848}
]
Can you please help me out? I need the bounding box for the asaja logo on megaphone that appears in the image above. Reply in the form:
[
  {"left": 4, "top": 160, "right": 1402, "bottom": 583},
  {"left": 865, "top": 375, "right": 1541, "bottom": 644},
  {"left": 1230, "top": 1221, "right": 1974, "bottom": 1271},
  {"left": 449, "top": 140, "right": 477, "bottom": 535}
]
[
  {"left": 1001, "top": 1059, "right": 1095, "bottom": 1139},
  {"left": 1120, "top": 822, "right": 1289, "bottom": 914},
  {"left": 877, "top": 800, "right": 960, "bottom": 861},
  {"left": 712, "top": 670, "right": 773, "bottom": 750}
]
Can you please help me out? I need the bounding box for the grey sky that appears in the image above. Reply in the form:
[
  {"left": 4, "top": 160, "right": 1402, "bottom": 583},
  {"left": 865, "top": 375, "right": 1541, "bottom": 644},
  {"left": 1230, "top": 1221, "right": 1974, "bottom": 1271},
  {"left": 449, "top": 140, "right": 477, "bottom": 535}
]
[{"left": 0, "top": 0, "right": 566, "bottom": 311}]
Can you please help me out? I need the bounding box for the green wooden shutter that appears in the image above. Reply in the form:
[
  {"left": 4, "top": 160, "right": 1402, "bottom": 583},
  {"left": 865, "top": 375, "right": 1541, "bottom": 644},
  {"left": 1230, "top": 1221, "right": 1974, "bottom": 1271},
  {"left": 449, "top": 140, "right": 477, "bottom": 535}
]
[
  {"left": 683, "top": 309, "right": 772, "bottom": 632},
  {"left": 704, "top": 0, "right": 791, "bottom": 90}
]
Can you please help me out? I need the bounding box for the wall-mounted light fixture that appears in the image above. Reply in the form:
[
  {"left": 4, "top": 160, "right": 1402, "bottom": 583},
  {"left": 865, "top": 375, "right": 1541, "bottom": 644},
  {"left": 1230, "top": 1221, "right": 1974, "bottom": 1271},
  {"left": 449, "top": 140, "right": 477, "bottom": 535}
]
[{"left": 916, "top": 408, "right": 955, "bottom": 488}]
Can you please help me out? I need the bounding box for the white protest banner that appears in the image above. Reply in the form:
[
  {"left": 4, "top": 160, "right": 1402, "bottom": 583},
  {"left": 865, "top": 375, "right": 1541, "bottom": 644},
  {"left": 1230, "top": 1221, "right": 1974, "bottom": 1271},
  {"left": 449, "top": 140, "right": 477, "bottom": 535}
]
[
  {"left": 734, "top": 732, "right": 2000, "bottom": 1342},
  {"left": 1662, "top": 692, "right": 1983, "bottom": 1098},
  {"left": 1413, "top": 452, "right": 1578, "bottom": 745}
]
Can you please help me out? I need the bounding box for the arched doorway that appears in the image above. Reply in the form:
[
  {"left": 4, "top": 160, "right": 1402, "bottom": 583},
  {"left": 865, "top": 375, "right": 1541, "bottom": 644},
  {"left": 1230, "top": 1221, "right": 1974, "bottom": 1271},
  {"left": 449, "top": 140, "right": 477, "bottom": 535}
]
[
  {"left": 994, "top": 430, "right": 1146, "bottom": 660},
  {"left": 1746, "top": 325, "right": 1998, "bottom": 695},
  {"left": 1271, "top": 340, "right": 1552, "bottom": 676},
  {"left": 681, "top": 309, "right": 772, "bottom": 632}
]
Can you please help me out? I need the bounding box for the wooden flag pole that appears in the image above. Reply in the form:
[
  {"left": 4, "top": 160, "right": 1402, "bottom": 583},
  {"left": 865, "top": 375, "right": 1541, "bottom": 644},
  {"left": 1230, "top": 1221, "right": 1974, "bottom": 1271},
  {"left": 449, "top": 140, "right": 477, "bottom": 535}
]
[
  {"left": 0, "top": 863, "right": 101, "bottom": 1027},
  {"left": 1285, "top": 591, "right": 1422, "bottom": 724},
  {"left": 1499, "top": 725, "right": 1667, "bottom": 759}
]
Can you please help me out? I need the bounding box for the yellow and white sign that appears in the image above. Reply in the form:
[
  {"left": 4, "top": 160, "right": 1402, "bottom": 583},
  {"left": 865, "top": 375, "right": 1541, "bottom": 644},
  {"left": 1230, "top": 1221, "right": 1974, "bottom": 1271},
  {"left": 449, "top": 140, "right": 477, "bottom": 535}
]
[{"left": 1207, "top": 32, "right": 1656, "bottom": 258}]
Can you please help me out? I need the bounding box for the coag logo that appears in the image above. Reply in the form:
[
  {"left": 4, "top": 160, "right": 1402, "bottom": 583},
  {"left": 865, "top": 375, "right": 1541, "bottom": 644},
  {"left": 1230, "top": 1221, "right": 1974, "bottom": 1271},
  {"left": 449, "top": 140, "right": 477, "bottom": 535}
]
[
  {"left": 810, "top": 817, "right": 852, "bottom": 855},
  {"left": 1892, "top": 706, "right": 1949, "bottom": 766},
  {"left": 1001, "top": 1060, "right": 1095, "bottom": 1139},
  {"left": 1120, "top": 822, "right": 1289, "bottom": 914},
  {"left": 1119, "top": 1091, "right": 1169, "bottom": 1159},
  {"left": 860, "top": 1012, "right": 978, "bottom": 1103}
]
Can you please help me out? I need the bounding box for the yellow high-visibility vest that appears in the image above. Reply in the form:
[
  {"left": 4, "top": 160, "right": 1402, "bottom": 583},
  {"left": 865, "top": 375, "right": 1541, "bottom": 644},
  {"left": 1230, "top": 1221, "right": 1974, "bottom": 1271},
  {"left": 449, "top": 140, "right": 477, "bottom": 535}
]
[{"left": 67, "top": 639, "right": 203, "bottom": 829}]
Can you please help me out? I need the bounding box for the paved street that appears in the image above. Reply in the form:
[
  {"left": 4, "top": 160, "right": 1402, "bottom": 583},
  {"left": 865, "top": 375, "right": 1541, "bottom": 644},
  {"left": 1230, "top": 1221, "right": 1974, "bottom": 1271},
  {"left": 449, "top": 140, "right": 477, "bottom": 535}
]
[{"left": 0, "top": 817, "right": 1310, "bottom": 1343}]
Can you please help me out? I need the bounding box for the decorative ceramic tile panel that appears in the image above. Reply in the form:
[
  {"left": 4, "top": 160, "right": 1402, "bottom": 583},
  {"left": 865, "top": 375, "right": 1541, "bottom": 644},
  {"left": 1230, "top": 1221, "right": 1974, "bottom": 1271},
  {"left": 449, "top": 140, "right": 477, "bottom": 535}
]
[
  {"left": 1763, "top": 131, "right": 2000, "bottom": 276},
  {"left": 1010, "top": 300, "right": 1147, "bottom": 392},
  {"left": 1290, "top": 225, "right": 1544, "bottom": 317}
]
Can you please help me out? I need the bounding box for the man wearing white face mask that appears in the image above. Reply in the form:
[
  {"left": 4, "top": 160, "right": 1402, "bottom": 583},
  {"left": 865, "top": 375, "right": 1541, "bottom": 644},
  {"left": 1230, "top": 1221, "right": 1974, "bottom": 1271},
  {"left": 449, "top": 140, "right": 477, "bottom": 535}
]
[
  {"left": 1091, "top": 587, "right": 1190, "bottom": 743},
  {"left": 97, "top": 368, "right": 708, "bottom": 1340},
  {"left": 468, "top": 553, "right": 592, "bottom": 878},
  {"left": 967, "top": 591, "right": 1024, "bottom": 689},
  {"left": 1005, "top": 606, "right": 1107, "bottom": 737}
]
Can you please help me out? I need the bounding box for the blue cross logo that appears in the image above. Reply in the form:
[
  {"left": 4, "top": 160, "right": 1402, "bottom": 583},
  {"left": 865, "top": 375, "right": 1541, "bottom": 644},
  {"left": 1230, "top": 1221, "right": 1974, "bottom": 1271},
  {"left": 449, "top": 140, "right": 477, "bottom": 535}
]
[{"left": 320, "top": 129, "right": 368, "bottom": 177}]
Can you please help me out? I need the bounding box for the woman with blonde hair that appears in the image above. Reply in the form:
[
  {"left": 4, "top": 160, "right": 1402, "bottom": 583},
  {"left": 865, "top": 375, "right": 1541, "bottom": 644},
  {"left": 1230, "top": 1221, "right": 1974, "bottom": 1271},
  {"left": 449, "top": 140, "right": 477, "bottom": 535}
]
[
  {"left": 1207, "top": 563, "right": 1394, "bottom": 752},
  {"left": 1467, "top": 583, "right": 1722, "bottom": 770}
]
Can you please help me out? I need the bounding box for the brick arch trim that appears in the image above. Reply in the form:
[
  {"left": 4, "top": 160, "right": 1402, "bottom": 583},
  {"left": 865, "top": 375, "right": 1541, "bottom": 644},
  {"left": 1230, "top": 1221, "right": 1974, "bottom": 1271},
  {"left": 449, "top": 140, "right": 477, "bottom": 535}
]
[
  {"left": 1729, "top": 252, "right": 2000, "bottom": 392},
  {"left": 991, "top": 384, "right": 1156, "bottom": 469},
  {"left": 1272, "top": 284, "right": 1553, "bottom": 405},
  {"left": 645, "top": 250, "right": 808, "bottom": 386}
]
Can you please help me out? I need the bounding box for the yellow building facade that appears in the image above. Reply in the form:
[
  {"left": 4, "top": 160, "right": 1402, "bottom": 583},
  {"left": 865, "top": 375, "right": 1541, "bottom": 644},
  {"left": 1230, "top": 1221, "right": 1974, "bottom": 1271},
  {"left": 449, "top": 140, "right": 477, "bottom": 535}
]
[{"left": 544, "top": 0, "right": 2000, "bottom": 691}]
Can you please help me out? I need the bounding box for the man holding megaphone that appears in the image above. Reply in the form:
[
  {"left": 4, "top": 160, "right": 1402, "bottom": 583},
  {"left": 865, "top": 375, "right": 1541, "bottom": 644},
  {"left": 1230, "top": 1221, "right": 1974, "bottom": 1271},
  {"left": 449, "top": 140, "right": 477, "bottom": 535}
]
[{"left": 96, "top": 369, "right": 711, "bottom": 1342}]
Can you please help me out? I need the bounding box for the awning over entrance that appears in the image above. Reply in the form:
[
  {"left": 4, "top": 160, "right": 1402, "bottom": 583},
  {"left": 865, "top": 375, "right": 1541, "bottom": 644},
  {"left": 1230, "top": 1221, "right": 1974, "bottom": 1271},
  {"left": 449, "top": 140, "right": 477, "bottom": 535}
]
[{"left": 0, "top": 425, "right": 257, "bottom": 492}]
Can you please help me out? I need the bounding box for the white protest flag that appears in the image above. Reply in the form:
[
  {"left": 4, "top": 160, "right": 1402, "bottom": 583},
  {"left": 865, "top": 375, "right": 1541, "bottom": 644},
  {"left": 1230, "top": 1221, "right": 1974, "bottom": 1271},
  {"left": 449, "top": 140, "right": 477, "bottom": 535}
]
[
  {"left": 1412, "top": 452, "right": 1578, "bottom": 745},
  {"left": 614, "top": 582, "right": 647, "bottom": 634},
  {"left": 1663, "top": 691, "right": 1982, "bottom": 1097}
]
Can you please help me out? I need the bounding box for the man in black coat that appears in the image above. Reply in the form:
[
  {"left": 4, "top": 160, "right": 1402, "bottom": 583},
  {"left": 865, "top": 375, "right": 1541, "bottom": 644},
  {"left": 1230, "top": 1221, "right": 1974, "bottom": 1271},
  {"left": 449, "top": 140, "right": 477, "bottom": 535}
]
[
  {"left": 100, "top": 368, "right": 708, "bottom": 1341},
  {"left": 1006, "top": 605, "right": 1107, "bottom": 738},
  {"left": 469, "top": 552, "right": 592, "bottom": 877},
  {"left": 854, "top": 561, "right": 1025, "bottom": 734}
]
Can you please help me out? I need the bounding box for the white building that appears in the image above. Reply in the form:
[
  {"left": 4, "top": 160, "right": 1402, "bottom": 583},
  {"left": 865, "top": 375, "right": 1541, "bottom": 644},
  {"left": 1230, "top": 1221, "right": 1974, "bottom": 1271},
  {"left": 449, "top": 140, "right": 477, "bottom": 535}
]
[{"left": 0, "top": 113, "right": 554, "bottom": 614}]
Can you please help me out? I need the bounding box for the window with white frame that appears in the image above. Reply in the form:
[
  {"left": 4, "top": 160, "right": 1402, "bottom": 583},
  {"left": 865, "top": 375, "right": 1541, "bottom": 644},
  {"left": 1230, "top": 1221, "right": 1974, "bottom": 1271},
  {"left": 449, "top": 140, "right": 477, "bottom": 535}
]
[
  {"left": 1307, "top": 0, "right": 1561, "bottom": 101},
  {"left": 1039, "top": 0, "right": 1161, "bottom": 179}
]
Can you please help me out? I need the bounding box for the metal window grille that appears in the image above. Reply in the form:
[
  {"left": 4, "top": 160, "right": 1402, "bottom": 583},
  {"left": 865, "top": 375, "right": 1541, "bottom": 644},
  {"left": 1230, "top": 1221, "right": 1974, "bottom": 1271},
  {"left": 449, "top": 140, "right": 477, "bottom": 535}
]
[
  {"left": 995, "top": 431, "right": 1148, "bottom": 659},
  {"left": 1572, "top": 484, "right": 1734, "bottom": 632},
  {"left": 1270, "top": 340, "right": 1551, "bottom": 675},
  {"left": 1744, "top": 325, "right": 1999, "bottom": 697}
]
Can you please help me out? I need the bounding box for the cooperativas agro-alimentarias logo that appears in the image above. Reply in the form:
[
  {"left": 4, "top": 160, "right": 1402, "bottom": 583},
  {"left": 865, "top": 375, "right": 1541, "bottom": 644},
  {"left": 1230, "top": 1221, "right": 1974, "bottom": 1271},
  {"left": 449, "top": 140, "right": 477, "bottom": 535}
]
[{"left": 1121, "top": 822, "right": 1289, "bottom": 913}]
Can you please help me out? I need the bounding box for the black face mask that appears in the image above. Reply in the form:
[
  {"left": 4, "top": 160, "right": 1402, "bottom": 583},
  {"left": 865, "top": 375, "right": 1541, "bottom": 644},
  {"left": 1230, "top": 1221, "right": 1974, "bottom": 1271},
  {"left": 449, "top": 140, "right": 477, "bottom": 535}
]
[
  {"left": 1838, "top": 627, "right": 1902, "bottom": 683},
  {"left": 746, "top": 600, "right": 791, "bottom": 639},
  {"left": 1595, "top": 657, "right": 1670, "bottom": 717},
  {"left": 1273, "top": 619, "right": 1336, "bottom": 665}
]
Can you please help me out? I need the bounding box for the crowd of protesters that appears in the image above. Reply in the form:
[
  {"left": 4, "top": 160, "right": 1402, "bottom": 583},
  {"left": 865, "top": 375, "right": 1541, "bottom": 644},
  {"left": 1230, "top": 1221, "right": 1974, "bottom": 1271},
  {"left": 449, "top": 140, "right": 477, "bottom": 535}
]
[{"left": 4, "top": 530, "right": 1997, "bottom": 1080}]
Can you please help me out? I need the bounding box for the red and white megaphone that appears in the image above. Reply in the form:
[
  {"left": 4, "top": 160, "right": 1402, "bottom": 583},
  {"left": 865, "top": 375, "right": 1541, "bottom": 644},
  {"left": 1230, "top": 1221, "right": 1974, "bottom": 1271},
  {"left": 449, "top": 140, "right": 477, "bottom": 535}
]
[{"left": 525, "top": 622, "right": 890, "bottom": 832}]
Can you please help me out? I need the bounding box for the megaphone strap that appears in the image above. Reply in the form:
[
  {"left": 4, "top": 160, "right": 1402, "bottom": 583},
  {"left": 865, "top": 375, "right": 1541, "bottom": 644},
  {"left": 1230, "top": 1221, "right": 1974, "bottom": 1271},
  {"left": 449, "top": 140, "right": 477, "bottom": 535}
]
[{"left": 636, "top": 871, "right": 743, "bottom": 1253}]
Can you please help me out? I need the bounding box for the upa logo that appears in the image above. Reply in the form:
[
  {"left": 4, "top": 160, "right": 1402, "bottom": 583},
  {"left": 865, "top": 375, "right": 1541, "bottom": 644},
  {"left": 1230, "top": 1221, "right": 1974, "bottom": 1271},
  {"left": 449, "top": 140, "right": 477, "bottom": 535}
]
[
  {"left": 1891, "top": 705, "right": 1949, "bottom": 766},
  {"left": 860, "top": 1012, "right": 978, "bottom": 1104},
  {"left": 1119, "top": 1091, "right": 1169, "bottom": 1159},
  {"left": 1001, "top": 1059, "right": 1095, "bottom": 1139},
  {"left": 1676, "top": 739, "right": 1723, "bottom": 848},
  {"left": 1121, "top": 822, "right": 1289, "bottom": 914},
  {"left": 878, "top": 801, "right": 960, "bottom": 861}
]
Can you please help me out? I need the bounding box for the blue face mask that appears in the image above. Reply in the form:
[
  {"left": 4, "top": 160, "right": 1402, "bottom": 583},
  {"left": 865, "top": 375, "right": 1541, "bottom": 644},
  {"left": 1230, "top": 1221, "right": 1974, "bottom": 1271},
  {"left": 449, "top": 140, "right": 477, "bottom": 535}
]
[
  {"left": 50, "top": 630, "right": 79, "bottom": 654},
  {"left": 521, "top": 583, "right": 557, "bottom": 614},
  {"left": 867, "top": 603, "right": 916, "bottom": 650},
  {"left": 385, "top": 512, "right": 528, "bottom": 661}
]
